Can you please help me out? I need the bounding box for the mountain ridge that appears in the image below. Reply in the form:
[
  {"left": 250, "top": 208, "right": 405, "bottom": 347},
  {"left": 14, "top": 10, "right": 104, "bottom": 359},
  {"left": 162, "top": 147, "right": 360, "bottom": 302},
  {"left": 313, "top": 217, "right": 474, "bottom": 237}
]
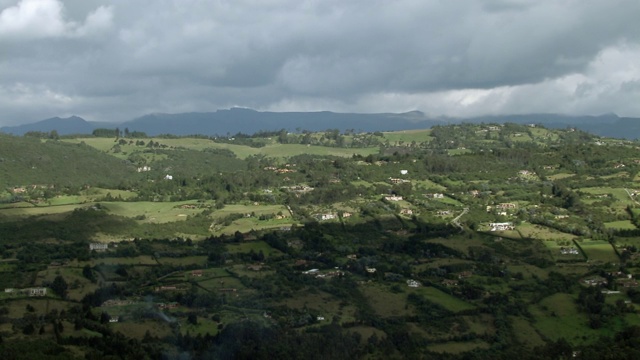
[{"left": 1, "top": 110, "right": 637, "bottom": 139}]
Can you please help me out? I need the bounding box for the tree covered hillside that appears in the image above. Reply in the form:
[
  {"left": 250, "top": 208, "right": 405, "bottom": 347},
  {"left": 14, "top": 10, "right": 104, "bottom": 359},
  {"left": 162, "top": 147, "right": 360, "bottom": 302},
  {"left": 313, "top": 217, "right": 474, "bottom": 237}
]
[{"left": 0, "top": 134, "right": 136, "bottom": 189}]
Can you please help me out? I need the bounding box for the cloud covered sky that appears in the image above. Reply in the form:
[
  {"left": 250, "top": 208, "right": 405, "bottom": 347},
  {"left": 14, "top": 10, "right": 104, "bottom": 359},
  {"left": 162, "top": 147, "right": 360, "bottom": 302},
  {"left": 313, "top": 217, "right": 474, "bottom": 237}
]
[{"left": 1, "top": 0, "right": 640, "bottom": 126}]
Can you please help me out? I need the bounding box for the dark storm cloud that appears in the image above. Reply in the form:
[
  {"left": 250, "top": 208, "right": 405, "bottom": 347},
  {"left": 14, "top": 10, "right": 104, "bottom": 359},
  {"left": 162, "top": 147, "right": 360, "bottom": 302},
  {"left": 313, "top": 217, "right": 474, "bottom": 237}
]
[{"left": 1, "top": 0, "right": 640, "bottom": 125}]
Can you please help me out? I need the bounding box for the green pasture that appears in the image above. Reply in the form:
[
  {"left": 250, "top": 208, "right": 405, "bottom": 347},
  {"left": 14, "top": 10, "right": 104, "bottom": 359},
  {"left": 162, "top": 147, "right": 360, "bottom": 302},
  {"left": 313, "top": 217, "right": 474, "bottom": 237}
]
[
  {"left": 36, "top": 266, "right": 99, "bottom": 301},
  {"left": 509, "top": 133, "right": 534, "bottom": 142},
  {"left": 428, "top": 340, "right": 490, "bottom": 354},
  {"left": 64, "top": 137, "right": 379, "bottom": 160},
  {"left": 432, "top": 196, "right": 463, "bottom": 206},
  {"left": 546, "top": 173, "right": 575, "bottom": 180},
  {"left": 157, "top": 256, "right": 208, "bottom": 267},
  {"left": 280, "top": 289, "right": 358, "bottom": 326},
  {"left": 74, "top": 256, "right": 158, "bottom": 267},
  {"left": 530, "top": 293, "right": 624, "bottom": 345},
  {"left": 198, "top": 276, "right": 246, "bottom": 292},
  {"left": 517, "top": 223, "right": 577, "bottom": 241},
  {"left": 462, "top": 314, "right": 496, "bottom": 337},
  {"left": 447, "top": 148, "right": 473, "bottom": 155},
  {"left": 0, "top": 201, "right": 34, "bottom": 209},
  {"left": 347, "top": 326, "right": 387, "bottom": 342},
  {"left": 212, "top": 218, "right": 295, "bottom": 235},
  {"left": 604, "top": 220, "right": 636, "bottom": 230},
  {"left": 428, "top": 237, "right": 486, "bottom": 256},
  {"left": 228, "top": 264, "right": 274, "bottom": 279},
  {"left": 225, "top": 241, "right": 282, "bottom": 258},
  {"left": 541, "top": 240, "right": 585, "bottom": 262},
  {"left": 412, "top": 286, "right": 475, "bottom": 312},
  {"left": 576, "top": 240, "right": 619, "bottom": 263},
  {"left": 258, "top": 144, "right": 378, "bottom": 158},
  {"left": 111, "top": 320, "right": 173, "bottom": 340},
  {"left": 3, "top": 298, "right": 70, "bottom": 319},
  {"left": 579, "top": 187, "right": 634, "bottom": 205},
  {"left": 83, "top": 188, "right": 138, "bottom": 200},
  {"left": 412, "top": 179, "right": 447, "bottom": 191},
  {"left": 360, "top": 284, "right": 415, "bottom": 317},
  {"left": 0, "top": 203, "right": 86, "bottom": 218},
  {"left": 211, "top": 204, "right": 288, "bottom": 219},
  {"left": 509, "top": 316, "right": 545, "bottom": 347},
  {"left": 507, "top": 264, "right": 551, "bottom": 280},
  {"left": 599, "top": 172, "right": 630, "bottom": 180},
  {"left": 382, "top": 129, "right": 432, "bottom": 143},
  {"left": 101, "top": 201, "right": 213, "bottom": 223}
]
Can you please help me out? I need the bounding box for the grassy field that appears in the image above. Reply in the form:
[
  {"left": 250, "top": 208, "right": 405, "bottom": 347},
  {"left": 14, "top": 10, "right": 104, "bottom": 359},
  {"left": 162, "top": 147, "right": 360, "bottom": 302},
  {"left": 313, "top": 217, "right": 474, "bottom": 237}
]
[
  {"left": 360, "top": 284, "right": 415, "bottom": 317},
  {"left": 507, "top": 264, "right": 551, "bottom": 280},
  {"left": 546, "top": 173, "right": 576, "bottom": 180},
  {"left": 225, "top": 241, "right": 283, "bottom": 258},
  {"left": 279, "top": 289, "right": 358, "bottom": 326},
  {"left": 111, "top": 320, "right": 173, "bottom": 340},
  {"left": 579, "top": 187, "right": 635, "bottom": 206},
  {"left": 64, "top": 137, "right": 378, "bottom": 160},
  {"left": 74, "top": 256, "right": 158, "bottom": 267},
  {"left": 0, "top": 203, "right": 88, "bottom": 218},
  {"left": 35, "top": 266, "right": 99, "bottom": 301},
  {"left": 211, "top": 204, "right": 288, "bottom": 219},
  {"left": 412, "top": 286, "right": 475, "bottom": 312},
  {"left": 427, "top": 340, "right": 490, "bottom": 354},
  {"left": 517, "top": 223, "right": 577, "bottom": 241},
  {"left": 509, "top": 316, "right": 545, "bottom": 347},
  {"left": 604, "top": 220, "right": 636, "bottom": 230},
  {"left": 541, "top": 240, "right": 585, "bottom": 262},
  {"left": 101, "top": 201, "right": 213, "bottom": 223},
  {"left": 382, "top": 129, "right": 432, "bottom": 143},
  {"left": 412, "top": 179, "right": 447, "bottom": 191},
  {"left": 530, "top": 293, "right": 622, "bottom": 345},
  {"left": 157, "top": 256, "right": 208, "bottom": 267},
  {"left": 577, "top": 240, "right": 619, "bottom": 263}
]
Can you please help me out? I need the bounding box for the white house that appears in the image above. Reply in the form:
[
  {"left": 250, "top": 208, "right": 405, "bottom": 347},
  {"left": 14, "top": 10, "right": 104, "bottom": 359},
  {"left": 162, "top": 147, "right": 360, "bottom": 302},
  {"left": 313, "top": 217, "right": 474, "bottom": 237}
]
[
  {"left": 489, "top": 222, "right": 514, "bottom": 231},
  {"left": 90, "top": 243, "right": 108, "bottom": 251},
  {"left": 164, "top": 174, "right": 173, "bottom": 180}
]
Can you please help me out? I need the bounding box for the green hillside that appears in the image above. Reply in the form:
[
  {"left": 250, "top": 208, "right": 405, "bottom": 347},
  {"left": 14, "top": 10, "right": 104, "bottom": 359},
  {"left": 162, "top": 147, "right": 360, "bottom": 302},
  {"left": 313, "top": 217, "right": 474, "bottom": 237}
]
[{"left": 0, "top": 134, "right": 136, "bottom": 188}]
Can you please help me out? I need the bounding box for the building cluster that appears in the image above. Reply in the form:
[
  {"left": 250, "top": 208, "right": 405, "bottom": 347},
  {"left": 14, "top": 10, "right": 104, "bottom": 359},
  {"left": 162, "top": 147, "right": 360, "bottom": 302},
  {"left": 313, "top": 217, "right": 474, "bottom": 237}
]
[
  {"left": 489, "top": 222, "right": 514, "bottom": 231},
  {"left": 89, "top": 243, "right": 108, "bottom": 251},
  {"left": 560, "top": 247, "right": 579, "bottom": 255},
  {"left": 4, "top": 287, "right": 47, "bottom": 297}
]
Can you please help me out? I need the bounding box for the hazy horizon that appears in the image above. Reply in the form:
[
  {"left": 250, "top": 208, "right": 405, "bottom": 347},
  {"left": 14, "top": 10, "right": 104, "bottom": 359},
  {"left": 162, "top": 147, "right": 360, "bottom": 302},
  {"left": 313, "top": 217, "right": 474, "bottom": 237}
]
[{"left": 2, "top": 0, "right": 640, "bottom": 126}]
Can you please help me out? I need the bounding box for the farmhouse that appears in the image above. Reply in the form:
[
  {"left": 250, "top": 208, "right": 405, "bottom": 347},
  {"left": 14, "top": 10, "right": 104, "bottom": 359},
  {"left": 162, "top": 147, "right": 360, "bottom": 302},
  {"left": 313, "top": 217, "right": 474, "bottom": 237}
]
[
  {"left": 317, "top": 213, "right": 336, "bottom": 221},
  {"left": 400, "top": 209, "right": 413, "bottom": 216},
  {"left": 136, "top": 166, "right": 151, "bottom": 172},
  {"left": 89, "top": 243, "right": 108, "bottom": 251},
  {"left": 407, "top": 279, "right": 421, "bottom": 288},
  {"left": 425, "top": 193, "right": 444, "bottom": 199},
  {"left": 560, "top": 247, "right": 579, "bottom": 255},
  {"left": 442, "top": 279, "right": 458, "bottom": 287},
  {"left": 497, "top": 203, "right": 517, "bottom": 210},
  {"left": 365, "top": 267, "right": 377, "bottom": 273},
  {"left": 489, "top": 222, "right": 514, "bottom": 231},
  {"left": 191, "top": 270, "right": 203, "bottom": 277},
  {"left": 388, "top": 177, "right": 409, "bottom": 184},
  {"left": 164, "top": 174, "right": 173, "bottom": 180},
  {"left": 27, "top": 287, "right": 47, "bottom": 297},
  {"left": 385, "top": 195, "right": 403, "bottom": 201}
]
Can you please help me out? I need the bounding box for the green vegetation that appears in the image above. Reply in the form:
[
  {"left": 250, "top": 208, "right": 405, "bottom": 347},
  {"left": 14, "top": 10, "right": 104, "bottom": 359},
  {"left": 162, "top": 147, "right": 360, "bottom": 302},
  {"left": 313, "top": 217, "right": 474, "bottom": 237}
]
[{"left": 1, "top": 123, "right": 640, "bottom": 358}]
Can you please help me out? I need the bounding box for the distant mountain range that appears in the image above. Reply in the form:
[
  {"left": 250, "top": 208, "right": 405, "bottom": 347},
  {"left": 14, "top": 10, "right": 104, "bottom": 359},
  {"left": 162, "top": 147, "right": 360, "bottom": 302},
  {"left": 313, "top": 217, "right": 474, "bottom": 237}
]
[{"left": 1, "top": 109, "right": 639, "bottom": 139}]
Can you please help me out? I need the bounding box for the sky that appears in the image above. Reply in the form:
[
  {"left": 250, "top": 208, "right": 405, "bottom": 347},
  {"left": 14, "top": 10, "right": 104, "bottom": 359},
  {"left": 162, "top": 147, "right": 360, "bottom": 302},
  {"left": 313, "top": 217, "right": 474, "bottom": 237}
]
[{"left": 1, "top": 0, "right": 640, "bottom": 126}]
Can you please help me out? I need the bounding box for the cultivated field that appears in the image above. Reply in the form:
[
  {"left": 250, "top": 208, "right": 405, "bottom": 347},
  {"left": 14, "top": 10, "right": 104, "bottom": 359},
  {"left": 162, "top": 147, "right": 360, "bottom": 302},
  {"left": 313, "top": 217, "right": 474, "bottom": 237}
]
[{"left": 576, "top": 240, "right": 619, "bottom": 263}]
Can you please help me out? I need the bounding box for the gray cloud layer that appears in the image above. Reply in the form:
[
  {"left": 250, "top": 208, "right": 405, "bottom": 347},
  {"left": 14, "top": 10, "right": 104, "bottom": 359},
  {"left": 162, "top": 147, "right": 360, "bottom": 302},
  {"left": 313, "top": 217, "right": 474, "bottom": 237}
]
[{"left": 1, "top": 0, "right": 640, "bottom": 125}]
